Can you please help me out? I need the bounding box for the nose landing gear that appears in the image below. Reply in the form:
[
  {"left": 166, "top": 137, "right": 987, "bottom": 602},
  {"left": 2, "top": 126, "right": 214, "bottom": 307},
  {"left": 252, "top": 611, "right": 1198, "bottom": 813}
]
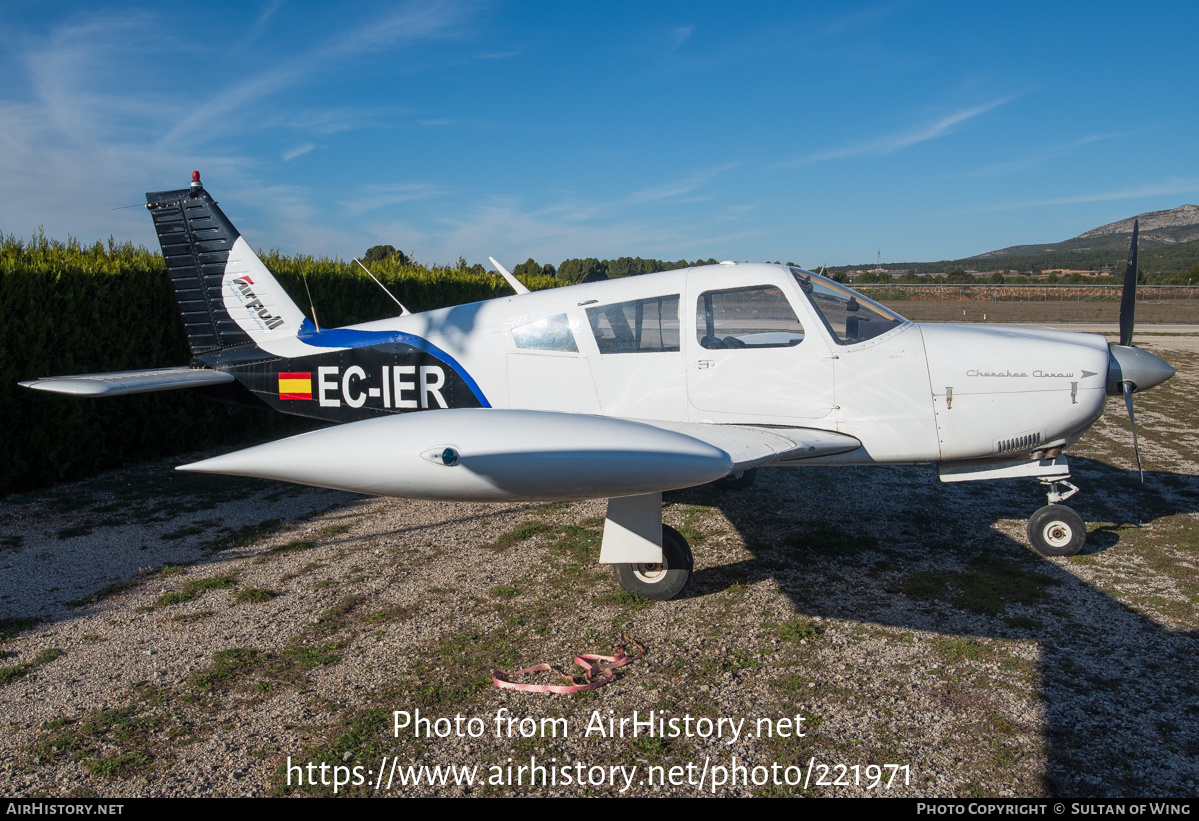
[{"left": 1028, "top": 478, "right": 1084, "bottom": 556}]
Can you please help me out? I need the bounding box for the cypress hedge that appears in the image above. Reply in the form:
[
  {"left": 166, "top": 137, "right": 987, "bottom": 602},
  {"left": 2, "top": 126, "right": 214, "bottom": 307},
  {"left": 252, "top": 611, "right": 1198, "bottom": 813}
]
[{"left": 1, "top": 233, "right": 558, "bottom": 494}]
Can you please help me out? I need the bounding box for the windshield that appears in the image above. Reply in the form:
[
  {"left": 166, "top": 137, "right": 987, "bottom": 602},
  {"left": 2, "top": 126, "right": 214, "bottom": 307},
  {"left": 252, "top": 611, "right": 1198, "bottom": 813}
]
[{"left": 788, "top": 268, "right": 906, "bottom": 345}]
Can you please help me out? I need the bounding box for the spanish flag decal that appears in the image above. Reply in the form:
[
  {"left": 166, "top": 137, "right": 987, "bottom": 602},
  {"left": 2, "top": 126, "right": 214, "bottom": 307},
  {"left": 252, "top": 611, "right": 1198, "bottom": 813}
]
[{"left": 278, "top": 372, "right": 313, "bottom": 401}]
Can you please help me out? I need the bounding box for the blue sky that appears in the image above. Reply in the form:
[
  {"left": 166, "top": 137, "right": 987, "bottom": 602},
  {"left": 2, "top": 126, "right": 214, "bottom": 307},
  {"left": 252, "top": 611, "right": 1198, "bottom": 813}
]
[{"left": 2, "top": 1, "right": 1197, "bottom": 268}]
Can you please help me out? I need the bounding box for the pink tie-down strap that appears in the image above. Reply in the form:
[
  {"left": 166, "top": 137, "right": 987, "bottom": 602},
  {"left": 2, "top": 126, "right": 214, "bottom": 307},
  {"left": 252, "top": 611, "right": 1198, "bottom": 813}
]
[{"left": 492, "top": 637, "right": 645, "bottom": 694}]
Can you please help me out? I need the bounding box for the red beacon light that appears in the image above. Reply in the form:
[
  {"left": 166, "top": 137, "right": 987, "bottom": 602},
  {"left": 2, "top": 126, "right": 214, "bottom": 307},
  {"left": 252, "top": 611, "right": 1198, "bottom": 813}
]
[{"left": 189, "top": 170, "right": 202, "bottom": 196}]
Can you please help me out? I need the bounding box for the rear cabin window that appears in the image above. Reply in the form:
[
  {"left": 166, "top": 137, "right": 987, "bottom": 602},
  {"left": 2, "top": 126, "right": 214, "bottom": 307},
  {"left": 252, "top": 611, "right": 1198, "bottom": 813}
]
[
  {"left": 586, "top": 296, "right": 680, "bottom": 354},
  {"left": 696, "top": 285, "right": 805, "bottom": 350},
  {"left": 511, "top": 314, "right": 578, "bottom": 352}
]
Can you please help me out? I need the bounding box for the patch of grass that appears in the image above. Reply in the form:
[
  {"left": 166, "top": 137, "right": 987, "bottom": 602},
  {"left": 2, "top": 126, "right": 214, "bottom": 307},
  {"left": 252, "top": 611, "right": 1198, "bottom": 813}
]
[
  {"left": 0, "top": 617, "right": 40, "bottom": 642},
  {"left": 489, "top": 521, "right": 552, "bottom": 550},
  {"left": 33, "top": 704, "right": 160, "bottom": 768},
  {"left": 902, "top": 573, "right": 950, "bottom": 601},
  {"left": 35, "top": 648, "right": 63, "bottom": 665},
  {"left": 536, "top": 502, "right": 573, "bottom": 515},
  {"left": 778, "top": 618, "right": 824, "bottom": 643},
  {"left": 283, "top": 646, "right": 339, "bottom": 667},
  {"left": 159, "top": 565, "right": 186, "bottom": 576},
  {"left": 0, "top": 664, "right": 30, "bottom": 685},
  {"left": 934, "top": 637, "right": 989, "bottom": 662},
  {"left": 902, "top": 556, "right": 1057, "bottom": 616},
  {"left": 257, "top": 538, "right": 316, "bottom": 562},
  {"left": 595, "top": 589, "right": 653, "bottom": 609},
  {"left": 546, "top": 524, "right": 602, "bottom": 577},
  {"left": 235, "top": 587, "right": 277, "bottom": 604},
  {"left": 1005, "top": 615, "right": 1042, "bottom": 630},
  {"left": 157, "top": 573, "right": 238, "bottom": 607},
  {"left": 218, "top": 519, "right": 286, "bottom": 551},
  {"left": 319, "top": 524, "right": 351, "bottom": 537},
  {"left": 56, "top": 525, "right": 94, "bottom": 540},
  {"left": 169, "top": 611, "right": 214, "bottom": 624},
  {"left": 274, "top": 708, "right": 392, "bottom": 797},
  {"left": 409, "top": 630, "right": 520, "bottom": 709},
  {"left": 281, "top": 562, "right": 324, "bottom": 581},
  {"left": 786, "top": 524, "right": 877, "bottom": 559},
  {"left": 629, "top": 736, "right": 671, "bottom": 755},
  {"left": 88, "top": 752, "right": 151, "bottom": 777},
  {"left": 490, "top": 585, "right": 520, "bottom": 599},
  {"left": 1, "top": 645, "right": 66, "bottom": 687},
  {"left": 161, "top": 524, "right": 207, "bottom": 541},
  {"left": 192, "top": 648, "right": 266, "bottom": 691}
]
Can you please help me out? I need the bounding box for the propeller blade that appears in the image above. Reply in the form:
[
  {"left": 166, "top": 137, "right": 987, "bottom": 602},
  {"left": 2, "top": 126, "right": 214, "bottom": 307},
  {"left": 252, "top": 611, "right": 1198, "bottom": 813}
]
[
  {"left": 1118, "top": 218, "right": 1139, "bottom": 346},
  {"left": 1121, "top": 381, "right": 1144, "bottom": 482}
]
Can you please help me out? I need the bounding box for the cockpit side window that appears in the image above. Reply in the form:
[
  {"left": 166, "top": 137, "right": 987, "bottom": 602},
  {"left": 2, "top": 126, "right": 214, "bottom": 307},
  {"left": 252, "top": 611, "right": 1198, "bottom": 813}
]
[
  {"left": 695, "top": 285, "right": 804, "bottom": 350},
  {"left": 512, "top": 314, "right": 579, "bottom": 352},
  {"left": 586, "top": 295, "right": 680, "bottom": 354},
  {"left": 789, "top": 268, "right": 905, "bottom": 345}
]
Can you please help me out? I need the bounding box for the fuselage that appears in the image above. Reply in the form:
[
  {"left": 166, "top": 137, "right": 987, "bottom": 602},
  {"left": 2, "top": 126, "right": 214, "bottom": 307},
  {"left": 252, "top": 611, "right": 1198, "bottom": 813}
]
[{"left": 211, "top": 263, "right": 1113, "bottom": 468}]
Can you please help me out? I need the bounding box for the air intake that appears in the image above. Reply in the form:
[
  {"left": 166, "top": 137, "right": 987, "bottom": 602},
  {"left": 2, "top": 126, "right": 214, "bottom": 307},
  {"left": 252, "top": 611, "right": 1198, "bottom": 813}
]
[{"left": 994, "top": 430, "right": 1043, "bottom": 455}]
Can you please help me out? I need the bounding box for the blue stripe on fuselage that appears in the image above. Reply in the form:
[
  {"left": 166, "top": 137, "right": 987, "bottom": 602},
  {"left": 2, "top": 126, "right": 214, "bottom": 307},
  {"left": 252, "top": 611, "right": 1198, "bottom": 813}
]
[{"left": 297, "top": 318, "right": 491, "bottom": 408}]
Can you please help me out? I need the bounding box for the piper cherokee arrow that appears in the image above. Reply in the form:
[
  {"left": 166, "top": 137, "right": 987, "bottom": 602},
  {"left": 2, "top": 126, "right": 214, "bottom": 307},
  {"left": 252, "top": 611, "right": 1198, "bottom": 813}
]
[{"left": 21, "top": 173, "right": 1175, "bottom": 600}]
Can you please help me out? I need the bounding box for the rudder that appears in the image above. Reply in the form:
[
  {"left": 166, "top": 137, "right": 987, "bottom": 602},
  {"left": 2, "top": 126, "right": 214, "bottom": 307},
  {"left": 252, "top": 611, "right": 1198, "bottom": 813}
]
[{"left": 145, "top": 173, "right": 306, "bottom": 356}]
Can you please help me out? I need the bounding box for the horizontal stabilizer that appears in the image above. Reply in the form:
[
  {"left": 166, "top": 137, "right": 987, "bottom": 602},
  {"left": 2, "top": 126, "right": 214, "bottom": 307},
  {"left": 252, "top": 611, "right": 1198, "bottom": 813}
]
[{"left": 20, "top": 367, "right": 235, "bottom": 397}]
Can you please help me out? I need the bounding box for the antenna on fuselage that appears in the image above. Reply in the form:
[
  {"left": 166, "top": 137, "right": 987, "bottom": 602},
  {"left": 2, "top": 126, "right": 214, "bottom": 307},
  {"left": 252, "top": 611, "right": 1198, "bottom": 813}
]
[
  {"left": 301, "top": 271, "right": 320, "bottom": 332},
  {"left": 352, "top": 258, "right": 411, "bottom": 316},
  {"left": 488, "top": 257, "right": 531, "bottom": 295}
]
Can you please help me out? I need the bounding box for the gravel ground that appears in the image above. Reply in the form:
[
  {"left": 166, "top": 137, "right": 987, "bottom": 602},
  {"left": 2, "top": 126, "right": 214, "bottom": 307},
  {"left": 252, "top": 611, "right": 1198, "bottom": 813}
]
[{"left": 1, "top": 333, "right": 1196, "bottom": 798}]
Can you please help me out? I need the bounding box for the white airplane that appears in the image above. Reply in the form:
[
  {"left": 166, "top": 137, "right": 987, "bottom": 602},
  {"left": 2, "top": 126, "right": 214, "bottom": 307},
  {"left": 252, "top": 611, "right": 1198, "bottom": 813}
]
[{"left": 21, "top": 173, "right": 1175, "bottom": 600}]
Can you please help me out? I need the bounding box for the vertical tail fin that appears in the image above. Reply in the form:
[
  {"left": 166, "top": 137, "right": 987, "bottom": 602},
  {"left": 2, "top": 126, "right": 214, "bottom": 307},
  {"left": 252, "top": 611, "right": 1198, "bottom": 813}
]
[{"left": 145, "top": 172, "right": 307, "bottom": 356}]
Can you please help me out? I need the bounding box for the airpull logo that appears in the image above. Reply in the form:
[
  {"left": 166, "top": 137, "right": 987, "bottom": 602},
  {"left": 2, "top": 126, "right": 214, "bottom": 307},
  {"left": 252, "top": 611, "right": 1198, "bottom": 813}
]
[{"left": 230, "top": 275, "right": 285, "bottom": 331}]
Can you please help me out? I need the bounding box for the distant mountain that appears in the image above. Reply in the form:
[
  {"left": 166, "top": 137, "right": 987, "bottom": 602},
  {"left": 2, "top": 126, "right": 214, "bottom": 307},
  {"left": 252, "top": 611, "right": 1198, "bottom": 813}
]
[{"left": 973, "top": 205, "right": 1199, "bottom": 259}]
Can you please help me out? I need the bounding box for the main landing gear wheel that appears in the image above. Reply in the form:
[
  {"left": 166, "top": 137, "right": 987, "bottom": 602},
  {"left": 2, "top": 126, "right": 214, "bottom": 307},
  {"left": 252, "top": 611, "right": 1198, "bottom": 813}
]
[
  {"left": 713, "top": 467, "right": 758, "bottom": 491},
  {"left": 1027, "top": 504, "right": 1085, "bottom": 557},
  {"left": 614, "top": 525, "right": 693, "bottom": 601}
]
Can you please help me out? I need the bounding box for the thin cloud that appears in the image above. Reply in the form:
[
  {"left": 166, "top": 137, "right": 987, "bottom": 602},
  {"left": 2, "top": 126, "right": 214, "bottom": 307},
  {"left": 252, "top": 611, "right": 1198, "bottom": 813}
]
[
  {"left": 968, "top": 178, "right": 1199, "bottom": 212},
  {"left": 254, "top": 0, "right": 287, "bottom": 29},
  {"left": 625, "top": 163, "right": 741, "bottom": 205},
  {"left": 958, "top": 130, "right": 1145, "bottom": 178},
  {"left": 337, "top": 183, "right": 444, "bottom": 215},
  {"left": 815, "top": 1, "right": 913, "bottom": 39},
  {"left": 787, "top": 96, "right": 1017, "bottom": 167},
  {"left": 282, "top": 143, "right": 315, "bottom": 162},
  {"left": 669, "top": 25, "right": 695, "bottom": 51},
  {"left": 158, "top": 1, "right": 478, "bottom": 147}
]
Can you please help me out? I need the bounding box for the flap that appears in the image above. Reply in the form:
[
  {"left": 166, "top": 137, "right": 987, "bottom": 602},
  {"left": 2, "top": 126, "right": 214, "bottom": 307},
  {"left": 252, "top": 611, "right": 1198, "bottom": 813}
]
[{"left": 631, "top": 420, "right": 861, "bottom": 471}]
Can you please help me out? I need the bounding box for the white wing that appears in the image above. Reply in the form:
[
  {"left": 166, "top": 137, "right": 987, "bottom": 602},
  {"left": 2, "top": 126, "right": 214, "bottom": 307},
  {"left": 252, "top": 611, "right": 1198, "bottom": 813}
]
[{"left": 179, "top": 408, "right": 860, "bottom": 501}]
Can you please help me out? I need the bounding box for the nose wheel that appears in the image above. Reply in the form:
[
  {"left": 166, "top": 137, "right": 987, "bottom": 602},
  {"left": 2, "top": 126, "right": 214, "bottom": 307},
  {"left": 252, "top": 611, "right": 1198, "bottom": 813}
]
[
  {"left": 1028, "top": 478, "right": 1084, "bottom": 556},
  {"left": 1027, "top": 504, "right": 1085, "bottom": 556}
]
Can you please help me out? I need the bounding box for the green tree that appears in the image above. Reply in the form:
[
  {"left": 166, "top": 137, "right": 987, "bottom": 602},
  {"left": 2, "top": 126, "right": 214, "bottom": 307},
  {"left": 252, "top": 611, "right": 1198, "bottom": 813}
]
[
  {"left": 512, "top": 258, "right": 542, "bottom": 278},
  {"left": 557, "top": 258, "right": 608, "bottom": 283},
  {"left": 363, "top": 245, "right": 411, "bottom": 265}
]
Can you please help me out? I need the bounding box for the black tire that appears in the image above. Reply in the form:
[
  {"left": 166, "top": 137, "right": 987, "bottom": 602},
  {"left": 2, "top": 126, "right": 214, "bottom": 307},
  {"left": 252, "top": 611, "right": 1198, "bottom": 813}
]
[
  {"left": 712, "top": 468, "right": 758, "bottom": 490},
  {"left": 1027, "top": 504, "right": 1086, "bottom": 556},
  {"left": 614, "top": 525, "right": 693, "bottom": 601}
]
